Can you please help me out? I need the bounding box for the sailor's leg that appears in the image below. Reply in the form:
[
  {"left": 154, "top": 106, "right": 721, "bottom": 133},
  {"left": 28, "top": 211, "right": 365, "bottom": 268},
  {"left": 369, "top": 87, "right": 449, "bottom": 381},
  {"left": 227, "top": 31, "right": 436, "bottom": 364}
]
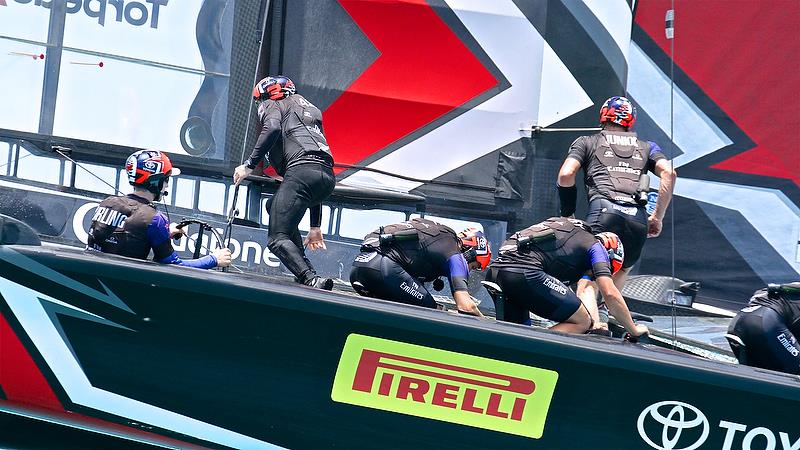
[
  {"left": 267, "top": 170, "right": 316, "bottom": 283},
  {"left": 576, "top": 277, "right": 600, "bottom": 324},
  {"left": 516, "top": 268, "right": 587, "bottom": 333},
  {"left": 550, "top": 301, "right": 592, "bottom": 334},
  {"left": 378, "top": 256, "right": 437, "bottom": 308},
  {"left": 350, "top": 251, "right": 382, "bottom": 297}
]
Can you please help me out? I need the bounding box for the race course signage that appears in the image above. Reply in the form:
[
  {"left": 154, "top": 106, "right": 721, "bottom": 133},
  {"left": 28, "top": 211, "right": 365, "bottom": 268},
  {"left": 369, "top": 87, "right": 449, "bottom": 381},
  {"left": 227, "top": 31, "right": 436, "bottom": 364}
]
[{"left": 331, "top": 334, "right": 558, "bottom": 438}]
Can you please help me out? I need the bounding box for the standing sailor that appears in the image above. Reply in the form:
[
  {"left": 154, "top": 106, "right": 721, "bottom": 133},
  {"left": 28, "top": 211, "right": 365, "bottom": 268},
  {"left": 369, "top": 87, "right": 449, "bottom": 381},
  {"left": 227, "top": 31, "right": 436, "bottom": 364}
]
[
  {"left": 556, "top": 96, "right": 676, "bottom": 326},
  {"left": 88, "top": 150, "right": 232, "bottom": 269},
  {"left": 233, "top": 76, "right": 336, "bottom": 290},
  {"left": 485, "top": 217, "right": 648, "bottom": 337},
  {"left": 727, "top": 283, "right": 800, "bottom": 374},
  {"left": 350, "top": 218, "right": 490, "bottom": 316}
]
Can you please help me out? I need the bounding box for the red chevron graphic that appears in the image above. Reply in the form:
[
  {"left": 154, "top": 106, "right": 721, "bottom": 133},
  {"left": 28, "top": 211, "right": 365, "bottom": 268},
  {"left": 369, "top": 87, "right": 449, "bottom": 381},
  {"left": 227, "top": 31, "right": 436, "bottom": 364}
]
[
  {"left": 637, "top": 1, "right": 800, "bottom": 186},
  {"left": 0, "top": 313, "right": 62, "bottom": 410},
  {"left": 325, "top": 0, "right": 497, "bottom": 170}
]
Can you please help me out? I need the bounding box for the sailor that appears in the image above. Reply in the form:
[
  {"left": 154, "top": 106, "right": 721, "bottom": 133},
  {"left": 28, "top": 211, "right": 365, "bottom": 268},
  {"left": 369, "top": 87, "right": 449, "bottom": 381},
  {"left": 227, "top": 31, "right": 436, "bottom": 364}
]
[
  {"left": 87, "top": 150, "right": 232, "bottom": 269},
  {"left": 485, "top": 217, "right": 648, "bottom": 337},
  {"left": 727, "top": 283, "right": 800, "bottom": 374},
  {"left": 349, "top": 218, "right": 491, "bottom": 316},
  {"left": 556, "top": 96, "right": 677, "bottom": 327},
  {"left": 233, "top": 76, "right": 336, "bottom": 290}
]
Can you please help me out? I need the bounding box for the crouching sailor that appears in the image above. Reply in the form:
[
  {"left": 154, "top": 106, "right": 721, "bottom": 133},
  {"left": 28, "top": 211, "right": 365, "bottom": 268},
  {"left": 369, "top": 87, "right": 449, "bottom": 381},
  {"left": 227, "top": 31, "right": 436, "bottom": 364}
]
[
  {"left": 485, "top": 217, "right": 647, "bottom": 337},
  {"left": 350, "top": 218, "right": 490, "bottom": 316},
  {"left": 727, "top": 282, "right": 800, "bottom": 374},
  {"left": 87, "top": 150, "right": 231, "bottom": 269}
]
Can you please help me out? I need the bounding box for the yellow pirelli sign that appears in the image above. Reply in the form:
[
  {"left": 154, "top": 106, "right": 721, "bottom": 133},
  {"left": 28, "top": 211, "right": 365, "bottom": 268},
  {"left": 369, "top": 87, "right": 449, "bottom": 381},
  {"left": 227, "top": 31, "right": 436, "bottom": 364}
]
[{"left": 331, "top": 334, "right": 558, "bottom": 438}]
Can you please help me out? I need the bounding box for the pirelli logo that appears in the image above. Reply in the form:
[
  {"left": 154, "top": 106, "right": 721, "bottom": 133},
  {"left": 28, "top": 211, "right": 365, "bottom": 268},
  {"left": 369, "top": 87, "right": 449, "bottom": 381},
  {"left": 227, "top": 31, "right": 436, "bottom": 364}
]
[{"left": 331, "top": 334, "right": 558, "bottom": 438}]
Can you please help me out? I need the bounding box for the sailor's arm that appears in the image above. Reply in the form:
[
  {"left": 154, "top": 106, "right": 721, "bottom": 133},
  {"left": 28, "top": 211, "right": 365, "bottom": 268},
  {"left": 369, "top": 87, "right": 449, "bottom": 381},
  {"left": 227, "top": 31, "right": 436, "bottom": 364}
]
[
  {"left": 149, "top": 214, "right": 231, "bottom": 269},
  {"left": 234, "top": 104, "right": 282, "bottom": 185},
  {"left": 596, "top": 275, "right": 648, "bottom": 337},
  {"left": 446, "top": 253, "right": 483, "bottom": 317},
  {"left": 648, "top": 158, "right": 677, "bottom": 237},
  {"left": 557, "top": 138, "right": 586, "bottom": 217}
]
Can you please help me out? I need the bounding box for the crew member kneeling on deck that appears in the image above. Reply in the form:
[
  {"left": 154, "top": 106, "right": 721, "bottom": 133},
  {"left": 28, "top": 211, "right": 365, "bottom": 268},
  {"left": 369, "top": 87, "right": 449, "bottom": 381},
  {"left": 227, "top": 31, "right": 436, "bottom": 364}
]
[
  {"left": 350, "top": 218, "right": 490, "bottom": 316},
  {"left": 485, "top": 217, "right": 647, "bottom": 336},
  {"left": 87, "top": 150, "right": 231, "bottom": 269},
  {"left": 727, "top": 283, "right": 800, "bottom": 374},
  {"left": 233, "top": 75, "right": 336, "bottom": 290}
]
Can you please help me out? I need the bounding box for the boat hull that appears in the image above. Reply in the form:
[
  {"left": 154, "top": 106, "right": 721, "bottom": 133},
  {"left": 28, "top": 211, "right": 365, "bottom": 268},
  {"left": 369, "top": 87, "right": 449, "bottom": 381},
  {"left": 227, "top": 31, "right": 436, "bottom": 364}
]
[{"left": 0, "top": 245, "right": 797, "bottom": 449}]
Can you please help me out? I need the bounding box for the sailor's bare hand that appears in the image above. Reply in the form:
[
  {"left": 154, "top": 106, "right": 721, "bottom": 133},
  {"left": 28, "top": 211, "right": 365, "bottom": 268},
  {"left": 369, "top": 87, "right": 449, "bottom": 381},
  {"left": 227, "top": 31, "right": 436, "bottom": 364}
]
[
  {"left": 304, "top": 227, "right": 327, "bottom": 251},
  {"left": 233, "top": 164, "right": 254, "bottom": 186},
  {"left": 460, "top": 297, "right": 485, "bottom": 318},
  {"left": 213, "top": 248, "right": 232, "bottom": 268},
  {"left": 169, "top": 222, "right": 186, "bottom": 239},
  {"left": 631, "top": 324, "right": 649, "bottom": 337},
  {"left": 647, "top": 215, "right": 662, "bottom": 237}
]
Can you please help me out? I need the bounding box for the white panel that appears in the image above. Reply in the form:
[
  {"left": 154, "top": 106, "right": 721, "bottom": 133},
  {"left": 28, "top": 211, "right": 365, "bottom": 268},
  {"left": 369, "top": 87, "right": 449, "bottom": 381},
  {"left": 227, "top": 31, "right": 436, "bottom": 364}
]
[
  {"left": 583, "top": 0, "right": 632, "bottom": 57},
  {"left": 53, "top": 51, "right": 202, "bottom": 153},
  {"left": 0, "top": 1, "right": 50, "bottom": 42},
  {"left": 339, "top": 209, "right": 406, "bottom": 240},
  {"left": 16, "top": 149, "right": 62, "bottom": 185},
  {"left": 537, "top": 42, "right": 593, "bottom": 127},
  {"left": 299, "top": 205, "right": 333, "bottom": 233},
  {"left": 74, "top": 163, "right": 117, "bottom": 195},
  {"left": 62, "top": 1, "right": 206, "bottom": 71},
  {"left": 173, "top": 177, "right": 196, "bottom": 209},
  {"left": 0, "top": 40, "right": 46, "bottom": 133},
  {"left": 628, "top": 43, "right": 732, "bottom": 168},
  {"left": 197, "top": 181, "right": 225, "bottom": 215}
]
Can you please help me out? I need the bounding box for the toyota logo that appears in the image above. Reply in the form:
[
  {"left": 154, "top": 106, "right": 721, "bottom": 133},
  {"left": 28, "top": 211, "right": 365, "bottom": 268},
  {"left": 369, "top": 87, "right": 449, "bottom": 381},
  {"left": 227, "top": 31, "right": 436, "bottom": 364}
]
[{"left": 637, "top": 401, "right": 709, "bottom": 450}]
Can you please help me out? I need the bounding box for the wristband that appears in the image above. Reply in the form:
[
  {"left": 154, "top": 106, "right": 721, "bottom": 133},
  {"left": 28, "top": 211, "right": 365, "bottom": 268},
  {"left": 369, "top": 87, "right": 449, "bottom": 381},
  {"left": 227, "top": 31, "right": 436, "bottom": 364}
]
[{"left": 557, "top": 184, "right": 578, "bottom": 217}]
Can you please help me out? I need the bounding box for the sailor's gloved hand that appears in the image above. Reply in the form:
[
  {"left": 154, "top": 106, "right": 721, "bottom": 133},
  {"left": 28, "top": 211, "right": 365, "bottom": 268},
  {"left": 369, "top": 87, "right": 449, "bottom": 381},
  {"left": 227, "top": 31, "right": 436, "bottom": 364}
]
[
  {"left": 169, "top": 222, "right": 186, "bottom": 239},
  {"left": 233, "top": 164, "right": 254, "bottom": 186},
  {"left": 213, "top": 248, "right": 232, "bottom": 268},
  {"left": 304, "top": 227, "right": 327, "bottom": 251}
]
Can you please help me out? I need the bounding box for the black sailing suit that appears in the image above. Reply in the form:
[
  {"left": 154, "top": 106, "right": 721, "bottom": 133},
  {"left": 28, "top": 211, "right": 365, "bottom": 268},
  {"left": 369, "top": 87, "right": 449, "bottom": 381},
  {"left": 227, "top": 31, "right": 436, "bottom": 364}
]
[
  {"left": 567, "top": 131, "right": 666, "bottom": 268},
  {"left": 350, "top": 219, "right": 472, "bottom": 309},
  {"left": 728, "top": 283, "right": 800, "bottom": 374},
  {"left": 245, "top": 93, "right": 335, "bottom": 284},
  {"left": 486, "top": 218, "right": 613, "bottom": 324}
]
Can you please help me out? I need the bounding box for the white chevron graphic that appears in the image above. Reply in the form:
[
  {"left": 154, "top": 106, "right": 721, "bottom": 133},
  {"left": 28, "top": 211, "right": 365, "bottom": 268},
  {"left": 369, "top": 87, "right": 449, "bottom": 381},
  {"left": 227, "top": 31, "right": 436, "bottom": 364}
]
[
  {"left": 0, "top": 276, "right": 284, "bottom": 450},
  {"left": 341, "top": 0, "right": 592, "bottom": 192},
  {"left": 675, "top": 179, "right": 800, "bottom": 275},
  {"left": 628, "top": 42, "right": 732, "bottom": 168}
]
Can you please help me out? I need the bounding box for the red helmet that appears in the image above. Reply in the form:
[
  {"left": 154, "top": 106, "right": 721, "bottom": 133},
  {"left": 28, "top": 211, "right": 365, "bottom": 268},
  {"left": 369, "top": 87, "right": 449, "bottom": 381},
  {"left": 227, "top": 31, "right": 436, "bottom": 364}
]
[
  {"left": 253, "top": 75, "right": 296, "bottom": 101},
  {"left": 458, "top": 228, "right": 491, "bottom": 270},
  {"left": 599, "top": 96, "right": 636, "bottom": 129},
  {"left": 125, "top": 150, "right": 179, "bottom": 200},
  {"left": 596, "top": 232, "right": 624, "bottom": 275}
]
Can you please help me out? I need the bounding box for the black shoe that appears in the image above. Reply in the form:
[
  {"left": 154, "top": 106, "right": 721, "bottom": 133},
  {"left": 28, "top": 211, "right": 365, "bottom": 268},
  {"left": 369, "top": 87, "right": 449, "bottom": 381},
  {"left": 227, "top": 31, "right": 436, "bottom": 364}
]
[{"left": 305, "top": 276, "right": 333, "bottom": 290}]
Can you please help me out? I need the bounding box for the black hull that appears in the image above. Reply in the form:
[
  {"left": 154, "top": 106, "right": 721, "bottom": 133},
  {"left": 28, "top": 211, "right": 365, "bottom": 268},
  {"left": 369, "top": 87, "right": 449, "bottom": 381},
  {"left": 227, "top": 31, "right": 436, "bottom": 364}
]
[{"left": 0, "top": 245, "right": 797, "bottom": 449}]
